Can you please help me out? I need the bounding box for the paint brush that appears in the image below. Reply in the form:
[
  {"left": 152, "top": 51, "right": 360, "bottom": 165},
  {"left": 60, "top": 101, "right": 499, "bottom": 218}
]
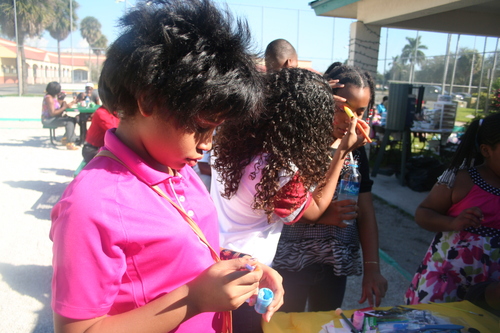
[
  {"left": 335, "top": 308, "right": 360, "bottom": 333},
  {"left": 343, "top": 106, "right": 372, "bottom": 143}
]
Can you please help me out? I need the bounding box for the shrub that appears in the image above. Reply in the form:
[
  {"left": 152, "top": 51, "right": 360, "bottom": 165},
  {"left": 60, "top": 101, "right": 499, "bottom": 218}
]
[{"left": 490, "top": 88, "right": 500, "bottom": 113}]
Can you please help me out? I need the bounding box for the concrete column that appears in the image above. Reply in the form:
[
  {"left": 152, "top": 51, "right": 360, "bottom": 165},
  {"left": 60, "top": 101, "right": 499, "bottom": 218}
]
[
  {"left": 348, "top": 21, "right": 381, "bottom": 80},
  {"left": 26, "top": 61, "right": 33, "bottom": 84}
]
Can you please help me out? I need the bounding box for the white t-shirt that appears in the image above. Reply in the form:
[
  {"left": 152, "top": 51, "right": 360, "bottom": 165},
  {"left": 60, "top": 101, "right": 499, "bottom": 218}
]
[{"left": 210, "top": 155, "right": 304, "bottom": 266}]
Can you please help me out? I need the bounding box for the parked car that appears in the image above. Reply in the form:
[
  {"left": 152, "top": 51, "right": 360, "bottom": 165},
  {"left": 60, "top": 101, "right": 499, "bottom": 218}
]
[
  {"left": 419, "top": 85, "right": 462, "bottom": 102},
  {"left": 423, "top": 84, "right": 447, "bottom": 102}
]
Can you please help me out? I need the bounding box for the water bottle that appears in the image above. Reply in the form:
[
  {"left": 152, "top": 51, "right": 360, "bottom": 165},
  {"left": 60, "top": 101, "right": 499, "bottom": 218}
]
[
  {"left": 85, "top": 96, "right": 90, "bottom": 108},
  {"left": 337, "top": 154, "right": 361, "bottom": 225}
]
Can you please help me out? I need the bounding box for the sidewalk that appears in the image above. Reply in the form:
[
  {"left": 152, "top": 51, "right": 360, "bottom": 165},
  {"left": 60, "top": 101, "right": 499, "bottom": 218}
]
[
  {"left": 0, "top": 96, "right": 435, "bottom": 332},
  {"left": 0, "top": 97, "right": 83, "bottom": 333},
  {"left": 371, "top": 173, "right": 429, "bottom": 216}
]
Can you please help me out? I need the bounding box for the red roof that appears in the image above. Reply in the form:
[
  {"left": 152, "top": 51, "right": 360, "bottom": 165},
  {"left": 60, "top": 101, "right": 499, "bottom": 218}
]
[{"left": 0, "top": 37, "right": 102, "bottom": 66}]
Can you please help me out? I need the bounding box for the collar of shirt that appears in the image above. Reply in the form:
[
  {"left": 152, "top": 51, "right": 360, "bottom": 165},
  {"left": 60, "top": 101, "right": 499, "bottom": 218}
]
[{"left": 103, "top": 128, "right": 190, "bottom": 186}]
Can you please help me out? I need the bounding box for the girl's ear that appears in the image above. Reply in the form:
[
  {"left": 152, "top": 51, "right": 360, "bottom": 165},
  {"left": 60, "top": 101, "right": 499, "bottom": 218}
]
[
  {"left": 137, "top": 95, "right": 154, "bottom": 117},
  {"left": 479, "top": 144, "right": 491, "bottom": 158}
]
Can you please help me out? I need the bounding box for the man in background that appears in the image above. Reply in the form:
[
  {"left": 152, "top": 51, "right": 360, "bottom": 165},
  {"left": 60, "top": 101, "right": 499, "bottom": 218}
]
[
  {"left": 85, "top": 82, "right": 101, "bottom": 105},
  {"left": 264, "top": 39, "right": 298, "bottom": 72}
]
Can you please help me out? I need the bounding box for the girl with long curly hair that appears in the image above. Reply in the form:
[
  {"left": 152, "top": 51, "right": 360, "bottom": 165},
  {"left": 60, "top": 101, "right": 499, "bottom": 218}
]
[
  {"left": 211, "top": 67, "right": 368, "bottom": 333},
  {"left": 273, "top": 62, "right": 388, "bottom": 313}
]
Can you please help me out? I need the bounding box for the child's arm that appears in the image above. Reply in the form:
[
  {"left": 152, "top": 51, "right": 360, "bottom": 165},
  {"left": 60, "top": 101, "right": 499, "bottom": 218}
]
[
  {"left": 313, "top": 199, "right": 357, "bottom": 226},
  {"left": 45, "top": 95, "right": 67, "bottom": 117},
  {"left": 484, "top": 280, "right": 500, "bottom": 311},
  {"left": 301, "top": 118, "right": 367, "bottom": 222},
  {"left": 356, "top": 192, "right": 387, "bottom": 307},
  {"left": 54, "top": 258, "right": 263, "bottom": 333},
  {"left": 415, "top": 170, "right": 482, "bottom": 232}
]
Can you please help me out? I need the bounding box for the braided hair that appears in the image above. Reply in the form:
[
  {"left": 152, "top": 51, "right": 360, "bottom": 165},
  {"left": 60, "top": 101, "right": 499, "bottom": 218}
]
[{"left": 324, "top": 62, "right": 375, "bottom": 112}]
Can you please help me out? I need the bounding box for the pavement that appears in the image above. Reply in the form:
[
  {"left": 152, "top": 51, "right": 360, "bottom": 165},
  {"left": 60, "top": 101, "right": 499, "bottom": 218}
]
[{"left": 0, "top": 96, "right": 435, "bottom": 332}]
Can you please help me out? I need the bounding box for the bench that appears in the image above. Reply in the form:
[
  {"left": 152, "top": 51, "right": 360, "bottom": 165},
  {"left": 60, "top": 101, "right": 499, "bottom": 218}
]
[{"left": 42, "top": 122, "right": 65, "bottom": 145}]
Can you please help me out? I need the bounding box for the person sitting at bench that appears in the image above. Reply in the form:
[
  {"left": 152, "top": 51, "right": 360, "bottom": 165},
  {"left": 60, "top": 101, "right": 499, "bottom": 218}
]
[
  {"left": 82, "top": 105, "right": 119, "bottom": 163},
  {"left": 41, "top": 81, "right": 79, "bottom": 150},
  {"left": 74, "top": 92, "right": 86, "bottom": 106}
]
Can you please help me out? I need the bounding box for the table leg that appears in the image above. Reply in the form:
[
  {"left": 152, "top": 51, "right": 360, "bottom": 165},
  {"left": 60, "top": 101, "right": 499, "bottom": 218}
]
[
  {"left": 78, "top": 113, "right": 90, "bottom": 145},
  {"left": 371, "top": 129, "right": 392, "bottom": 177},
  {"left": 400, "top": 128, "right": 411, "bottom": 186}
]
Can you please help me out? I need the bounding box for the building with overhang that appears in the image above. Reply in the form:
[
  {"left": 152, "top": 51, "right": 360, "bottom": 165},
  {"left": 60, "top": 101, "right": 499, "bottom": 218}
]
[
  {"left": 0, "top": 37, "right": 101, "bottom": 85},
  {"left": 309, "top": 0, "right": 500, "bottom": 78}
]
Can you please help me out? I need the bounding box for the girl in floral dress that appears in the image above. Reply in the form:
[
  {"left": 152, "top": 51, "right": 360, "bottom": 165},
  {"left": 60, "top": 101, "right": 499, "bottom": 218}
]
[{"left": 405, "top": 113, "right": 500, "bottom": 304}]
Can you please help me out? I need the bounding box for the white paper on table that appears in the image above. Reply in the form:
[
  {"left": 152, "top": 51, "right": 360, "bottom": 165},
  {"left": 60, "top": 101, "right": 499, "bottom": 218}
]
[{"left": 319, "top": 320, "right": 351, "bottom": 333}]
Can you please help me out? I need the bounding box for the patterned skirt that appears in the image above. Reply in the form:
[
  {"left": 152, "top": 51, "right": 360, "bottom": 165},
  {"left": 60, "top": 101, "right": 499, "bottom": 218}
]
[{"left": 405, "top": 227, "right": 500, "bottom": 304}]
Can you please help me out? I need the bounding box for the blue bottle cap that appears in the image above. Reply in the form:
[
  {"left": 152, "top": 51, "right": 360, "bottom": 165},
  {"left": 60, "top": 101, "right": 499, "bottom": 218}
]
[{"left": 254, "top": 288, "right": 274, "bottom": 314}]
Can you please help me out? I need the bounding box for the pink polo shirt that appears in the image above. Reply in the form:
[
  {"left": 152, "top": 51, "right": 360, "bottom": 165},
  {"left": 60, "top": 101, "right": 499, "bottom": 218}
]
[{"left": 50, "top": 129, "right": 222, "bottom": 332}]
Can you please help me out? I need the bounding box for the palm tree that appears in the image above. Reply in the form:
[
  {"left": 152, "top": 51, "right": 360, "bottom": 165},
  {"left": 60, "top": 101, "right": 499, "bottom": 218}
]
[
  {"left": 80, "top": 16, "right": 102, "bottom": 82},
  {"left": 92, "top": 34, "right": 107, "bottom": 77},
  {"left": 456, "top": 47, "right": 482, "bottom": 89},
  {"left": 0, "top": 0, "right": 56, "bottom": 94},
  {"left": 47, "top": 0, "right": 79, "bottom": 82},
  {"left": 389, "top": 55, "right": 403, "bottom": 81},
  {"left": 401, "top": 36, "right": 428, "bottom": 83}
]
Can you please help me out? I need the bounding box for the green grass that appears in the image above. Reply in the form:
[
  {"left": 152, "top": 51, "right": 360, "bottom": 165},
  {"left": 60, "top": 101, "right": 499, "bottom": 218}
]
[{"left": 456, "top": 107, "right": 485, "bottom": 123}]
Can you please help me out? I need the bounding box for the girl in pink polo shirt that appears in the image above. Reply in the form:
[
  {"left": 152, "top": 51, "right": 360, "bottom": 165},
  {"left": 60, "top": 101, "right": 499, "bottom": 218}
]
[{"left": 50, "top": 1, "right": 283, "bottom": 333}]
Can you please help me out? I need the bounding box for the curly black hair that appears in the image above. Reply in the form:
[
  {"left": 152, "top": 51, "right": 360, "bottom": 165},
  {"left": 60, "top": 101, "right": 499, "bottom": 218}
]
[
  {"left": 213, "top": 68, "right": 335, "bottom": 220},
  {"left": 98, "top": 0, "right": 264, "bottom": 130},
  {"left": 324, "top": 62, "right": 375, "bottom": 112}
]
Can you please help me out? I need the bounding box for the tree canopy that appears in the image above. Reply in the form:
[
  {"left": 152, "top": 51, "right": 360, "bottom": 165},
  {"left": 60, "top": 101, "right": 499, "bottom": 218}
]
[{"left": 0, "top": 0, "right": 57, "bottom": 94}]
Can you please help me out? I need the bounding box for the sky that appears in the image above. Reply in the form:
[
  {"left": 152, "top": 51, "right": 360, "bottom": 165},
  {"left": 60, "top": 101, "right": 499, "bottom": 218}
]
[{"left": 27, "top": 0, "right": 500, "bottom": 74}]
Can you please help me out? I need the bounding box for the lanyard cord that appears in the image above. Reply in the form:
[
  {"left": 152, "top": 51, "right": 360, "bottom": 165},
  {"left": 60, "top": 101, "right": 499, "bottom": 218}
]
[{"left": 94, "top": 150, "right": 232, "bottom": 333}]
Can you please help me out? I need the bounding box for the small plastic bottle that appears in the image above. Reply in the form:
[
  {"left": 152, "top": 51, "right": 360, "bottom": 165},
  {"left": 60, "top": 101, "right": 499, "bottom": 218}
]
[
  {"left": 337, "top": 152, "right": 361, "bottom": 225},
  {"left": 85, "top": 95, "right": 90, "bottom": 108},
  {"left": 254, "top": 288, "right": 274, "bottom": 314}
]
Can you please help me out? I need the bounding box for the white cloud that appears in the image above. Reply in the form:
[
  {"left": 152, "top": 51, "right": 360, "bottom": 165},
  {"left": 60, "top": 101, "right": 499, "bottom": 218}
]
[
  {"left": 24, "top": 36, "right": 49, "bottom": 49},
  {"left": 60, "top": 38, "right": 90, "bottom": 54},
  {"left": 78, "top": 39, "right": 89, "bottom": 49}
]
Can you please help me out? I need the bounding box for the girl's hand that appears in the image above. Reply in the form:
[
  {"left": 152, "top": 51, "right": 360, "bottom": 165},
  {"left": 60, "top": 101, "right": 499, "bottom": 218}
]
[
  {"left": 317, "top": 200, "right": 358, "bottom": 227},
  {"left": 187, "top": 258, "right": 262, "bottom": 314},
  {"left": 356, "top": 118, "right": 371, "bottom": 145},
  {"left": 328, "top": 80, "right": 346, "bottom": 103},
  {"left": 338, "top": 118, "right": 366, "bottom": 153},
  {"left": 252, "top": 263, "right": 284, "bottom": 323},
  {"left": 359, "top": 269, "right": 388, "bottom": 307},
  {"left": 451, "top": 207, "right": 483, "bottom": 231}
]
